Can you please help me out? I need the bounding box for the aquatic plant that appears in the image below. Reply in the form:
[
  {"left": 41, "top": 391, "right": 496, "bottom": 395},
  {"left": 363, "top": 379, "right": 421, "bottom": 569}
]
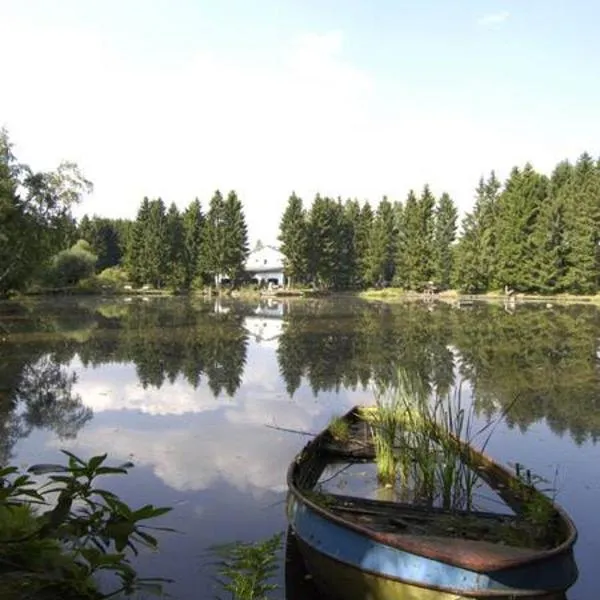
[
  {"left": 210, "top": 532, "right": 283, "bottom": 600},
  {"left": 365, "top": 371, "right": 515, "bottom": 511},
  {"left": 327, "top": 414, "right": 351, "bottom": 443},
  {"left": 0, "top": 451, "right": 173, "bottom": 599},
  {"left": 367, "top": 370, "right": 426, "bottom": 486}
]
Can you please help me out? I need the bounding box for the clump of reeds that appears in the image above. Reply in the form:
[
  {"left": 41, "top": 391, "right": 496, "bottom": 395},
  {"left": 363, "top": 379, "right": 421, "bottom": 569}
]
[
  {"left": 367, "top": 371, "right": 425, "bottom": 486},
  {"left": 327, "top": 415, "right": 351, "bottom": 443},
  {"left": 365, "top": 372, "right": 512, "bottom": 511}
]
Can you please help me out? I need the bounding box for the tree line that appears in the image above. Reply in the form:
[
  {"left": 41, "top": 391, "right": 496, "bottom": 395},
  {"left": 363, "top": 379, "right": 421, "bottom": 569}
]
[
  {"left": 3, "top": 124, "right": 600, "bottom": 295},
  {"left": 67, "top": 153, "right": 600, "bottom": 296}
]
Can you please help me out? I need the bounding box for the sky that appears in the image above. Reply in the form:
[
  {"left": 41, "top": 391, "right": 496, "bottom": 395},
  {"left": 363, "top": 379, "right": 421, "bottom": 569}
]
[{"left": 1, "top": 0, "right": 599, "bottom": 244}]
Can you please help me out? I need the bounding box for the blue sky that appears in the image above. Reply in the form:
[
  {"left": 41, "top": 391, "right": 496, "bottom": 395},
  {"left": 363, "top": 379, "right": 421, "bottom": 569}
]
[{"left": 1, "top": 0, "right": 598, "bottom": 242}]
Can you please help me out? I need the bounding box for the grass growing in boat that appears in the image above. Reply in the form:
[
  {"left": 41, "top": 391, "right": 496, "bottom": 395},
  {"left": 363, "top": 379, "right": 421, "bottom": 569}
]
[
  {"left": 365, "top": 372, "right": 515, "bottom": 511},
  {"left": 327, "top": 414, "right": 351, "bottom": 442},
  {"left": 365, "top": 370, "right": 430, "bottom": 487}
]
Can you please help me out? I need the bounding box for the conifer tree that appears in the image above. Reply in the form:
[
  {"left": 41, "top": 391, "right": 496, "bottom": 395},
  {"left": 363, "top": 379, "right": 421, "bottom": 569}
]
[
  {"left": 223, "top": 190, "right": 249, "bottom": 283},
  {"left": 182, "top": 198, "right": 204, "bottom": 288},
  {"left": 454, "top": 173, "right": 501, "bottom": 293},
  {"left": 433, "top": 193, "right": 457, "bottom": 290},
  {"left": 165, "top": 203, "right": 185, "bottom": 289},
  {"left": 364, "top": 197, "right": 396, "bottom": 286},
  {"left": 495, "top": 165, "right": 548, "bottom": 291},
  {"left": 307, "top": 195, "right": 339, "bottom": 288},
  {"left": 414, "top": 185, "right": 437, "bottom": 286},
  {"left": 395, "top": 190, "right": 420, "bottom": 289},
  {"left": 145, "top": 198, "right": 168, "bottom": 287},
  {"left": 278, "top": 192, "right": 308, "bottom": 287},
  {"left": 201, "top": 190, "right": 227, "bottom": 286},
  {"left": 560, "top": 154, "right": 600, "bottom": 293},
  {"left": 125, "top": 197, "right": 151, "bottom": 284},
  {"left": 356, "top": 201, "right": 374, "bottom": 286}
]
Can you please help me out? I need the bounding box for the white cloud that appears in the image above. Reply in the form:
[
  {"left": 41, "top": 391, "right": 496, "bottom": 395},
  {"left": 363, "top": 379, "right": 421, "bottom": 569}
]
[
  {"left": 1, "top": 14, "right": 595, "bottom": 241},
  {"left": 477, "top": 11, "right": 511, "bottom": 26}
]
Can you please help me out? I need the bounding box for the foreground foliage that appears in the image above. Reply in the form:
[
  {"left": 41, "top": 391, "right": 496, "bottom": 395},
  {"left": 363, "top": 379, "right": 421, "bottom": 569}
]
[
  {"left": 0, "top": 451, "right": 173, "bottom": 599},
  {"left": 209, "top": 533, "right": 283, "bottom": 600}
]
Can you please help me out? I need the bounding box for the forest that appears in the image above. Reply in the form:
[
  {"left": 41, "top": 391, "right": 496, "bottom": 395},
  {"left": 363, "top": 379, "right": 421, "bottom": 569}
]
[{"left": 2, "top": 126, "right": 600, "bottom": 296}]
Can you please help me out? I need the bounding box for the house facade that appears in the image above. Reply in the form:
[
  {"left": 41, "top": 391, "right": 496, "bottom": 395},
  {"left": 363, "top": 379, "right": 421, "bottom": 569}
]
[{"left": 245, "top": 245, "right": 285, "bottom": 286}]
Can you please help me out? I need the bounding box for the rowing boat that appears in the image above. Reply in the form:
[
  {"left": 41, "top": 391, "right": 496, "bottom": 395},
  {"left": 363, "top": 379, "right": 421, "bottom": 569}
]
[{"left": 286, "top": 406, "right": 577, "bottom": 600}]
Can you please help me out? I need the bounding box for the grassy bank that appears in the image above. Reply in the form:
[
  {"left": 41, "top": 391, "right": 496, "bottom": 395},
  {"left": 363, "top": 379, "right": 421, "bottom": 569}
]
[{"left": 358, "top": 287, "right": 600, "bottom": 306}]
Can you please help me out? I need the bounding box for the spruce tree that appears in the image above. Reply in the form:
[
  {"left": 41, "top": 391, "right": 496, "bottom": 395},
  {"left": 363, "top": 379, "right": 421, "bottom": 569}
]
[
  {"left": 201, "top": 190, "right": 227, "bottom": 286},
  {"left": 454, "top": 173, "right": 501, "bottom": 293},
  {"left": 364, "top": 197, "right": 395, "bottom": 286},
  {"left": 307, "top": 195, "right": 339, "bottom": 288},
  {"left": 145, "top": 198, "right": 168, "bottom": 288},
  {"left": 395, "top": 190, "right": 420, "bottom": 289},
  {"left": 356, "top": 201, "right": 374, "bottom": 286},
  {"left": 495, "top": 164, "right": 548, "bottom": 291},
  {"left": 560, "top": 154, "right": 600, "bottom": 293},
  {"left": 165, "top": 203, "right": 185, "bottom": 289},
  {"left": 414, "top": 185, "right": 437, "bottom": 287},
  {"left": 182, "top": 198, "right": 204, "bottom": 288},
  {"left": 278, "top": 192, "right": 308, "bottom": 287},
  {"left": 434, "top": 192, "right": 457, "bottom": 290},
  {"left": 125, "top": 197, "right": 151, "bottom": 284},
  {"left": 223, "top": 190, "right": 249, "bottom": 283}
]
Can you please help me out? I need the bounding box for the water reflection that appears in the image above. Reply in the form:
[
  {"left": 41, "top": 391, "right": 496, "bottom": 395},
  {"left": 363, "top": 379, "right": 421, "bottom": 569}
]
[{"left": 1, "top": 297, "right": 599, "bottom": 598}]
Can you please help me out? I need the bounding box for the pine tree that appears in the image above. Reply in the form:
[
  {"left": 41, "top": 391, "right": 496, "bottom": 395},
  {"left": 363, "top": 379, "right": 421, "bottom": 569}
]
[
  {"left": 223, "top": 190, "right": 249, "bottom": 283},
  {"left": 433, "top": 193, "right": 457, "bottom": 290},
  {"left": 182, "top": 198, "right": 204, "bottom": 289},
  {"left": 414, "top": 185, "right": 436, "bottom": 287},
  {"left": 201, "top": 191, "right": 227, "bottom": 286},
  {"left": 356, "top": 201, "right": 374, "bottom": 286},
  {"left": 125, "top": 197, "right": 151, "bottom": 285},
  {"left": 307, "top": 195, "right": 339, "bottom": 288},
  {"left": 560, "top": 154, "right": 600, "bottom": 293},
  {"left": 454, "top": 173, "right": 501, "bottom": 293},
  {"left": 278, "top": 192, "right": 308, "bottom": 288},
  {"left": 78, "top": 216, "right": 122, "bottom": 272},
  {"left": 395, "top": 190, "right": 420, "bottom": 289},
  {"left": 165, "top": 203, "right": 185, "bottom": 289},
  {"left": 343, "top": 199, "right": 362, "bottom": 288},
  {"left": 364, "top": 197, "right": 396, "bottom": 286},
  {"left": 333, "top": 199, "right": 357, "bottom": 289},
  {"left": 145, "top": 198, "right": 168, "bottom": 288},
  {"left": 495, "top": 164, "right": 548, "bottom": 291}
]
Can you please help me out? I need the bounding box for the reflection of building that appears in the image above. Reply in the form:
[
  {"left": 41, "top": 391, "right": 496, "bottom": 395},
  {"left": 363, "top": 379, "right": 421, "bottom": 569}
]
[
  {"left": 244, "top": 299, "right": 288, "bottom": 346},
  {"left": 245, "top": 246, "right": 285, "bottom": 286}
]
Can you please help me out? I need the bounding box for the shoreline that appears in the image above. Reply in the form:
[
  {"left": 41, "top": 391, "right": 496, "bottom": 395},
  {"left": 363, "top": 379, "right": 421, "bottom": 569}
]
[
  {"left": 357, "top": 288, "right": 600, "bottom": 306},
  {"left": 6, "top": 287, "right": 600, "bottom": 307}
]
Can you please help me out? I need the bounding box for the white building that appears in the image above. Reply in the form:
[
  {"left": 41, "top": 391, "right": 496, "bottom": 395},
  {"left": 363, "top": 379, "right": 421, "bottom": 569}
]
[{"left": 245, "top": 245, "right": 285, "bottom": 286}]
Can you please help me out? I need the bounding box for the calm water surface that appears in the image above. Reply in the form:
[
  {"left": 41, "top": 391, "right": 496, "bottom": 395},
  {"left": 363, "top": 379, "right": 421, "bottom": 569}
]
[{"left": 1, "top": 296, "right": 599, "bottom": 599}]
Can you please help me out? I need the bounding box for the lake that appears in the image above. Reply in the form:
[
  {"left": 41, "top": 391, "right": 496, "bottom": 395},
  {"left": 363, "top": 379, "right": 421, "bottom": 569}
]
[{"left": 1, "top": 296, "right": 599, "bottom": 599}]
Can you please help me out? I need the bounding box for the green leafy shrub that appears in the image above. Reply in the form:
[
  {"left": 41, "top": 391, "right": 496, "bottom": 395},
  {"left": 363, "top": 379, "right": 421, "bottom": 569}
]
[
  {"left": 0, "top": 451, "right": 173, "bottom": 599},
  {"left": 47, "top": 240, "right": 98, "bottom": 287}
]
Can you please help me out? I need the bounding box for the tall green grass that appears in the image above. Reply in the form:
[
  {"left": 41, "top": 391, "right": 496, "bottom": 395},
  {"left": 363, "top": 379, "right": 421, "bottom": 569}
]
[{"left": 366, "top": 371, "right": 514, "bottom": 510}]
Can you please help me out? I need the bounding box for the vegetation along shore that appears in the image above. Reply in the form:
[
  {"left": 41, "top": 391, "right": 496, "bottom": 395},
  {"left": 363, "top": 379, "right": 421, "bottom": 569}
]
[{"left": 2, "top": 126, "right": 600, "bottom": 301}]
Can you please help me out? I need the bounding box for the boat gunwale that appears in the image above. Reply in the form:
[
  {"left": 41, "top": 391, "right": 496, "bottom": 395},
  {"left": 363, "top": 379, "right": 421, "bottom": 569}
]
[{"left": 287, "top": 405, "right": 578, "bottom": 574}]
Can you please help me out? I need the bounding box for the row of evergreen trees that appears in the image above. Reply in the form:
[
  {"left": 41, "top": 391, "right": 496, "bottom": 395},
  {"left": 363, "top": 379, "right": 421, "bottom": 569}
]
[
  {"left": 278, "top": 189, "right": 457, "bottom": 290},
  {"left": 75, "top": 152, "right": 600, "bottom": 294},
  {"left": 80, "top": 191, "right": 249, "bottom": 289},
  {"left": 456, "top": 154, "right": 600, "bottom": 294}
]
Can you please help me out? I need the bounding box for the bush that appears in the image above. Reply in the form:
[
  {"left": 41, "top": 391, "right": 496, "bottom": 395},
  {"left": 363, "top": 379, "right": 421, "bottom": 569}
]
[
  {"left": 47, "top": 240, "right": 98, "bottom": 287},
  {"left": 97, "top": 266, "right": 130, "bottom": 285},
  {"left": 0, "top": 451, "right": 173, "bottom": 599}
]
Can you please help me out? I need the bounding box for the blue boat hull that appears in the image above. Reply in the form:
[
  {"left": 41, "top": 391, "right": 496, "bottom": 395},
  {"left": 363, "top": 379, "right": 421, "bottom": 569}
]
[{"left": 287, "top": 495, "right": 577, "bottom": 599}]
